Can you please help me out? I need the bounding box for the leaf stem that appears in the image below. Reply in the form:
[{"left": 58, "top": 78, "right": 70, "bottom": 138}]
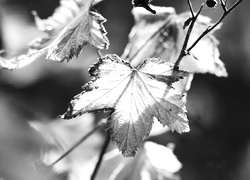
[
  {"left": 96, "top": 49, "right": 103, "bottom": 58},
  {"left": 49, "top": 120, "right": 105, "bottom": 167},
  {"left": 90, "top": 131, "right": 110, "bottom": 180}
]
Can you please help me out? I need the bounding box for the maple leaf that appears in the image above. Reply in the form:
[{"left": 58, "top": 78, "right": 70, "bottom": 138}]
[
  {"left": 62, "top": 54, "right": 189, "bottom": 156},
  {"left": 0, "top": 0, "right": 109, "bottom": 69},
  {"left": 122, "top": 5, "right": 227, "bottom": 77}
]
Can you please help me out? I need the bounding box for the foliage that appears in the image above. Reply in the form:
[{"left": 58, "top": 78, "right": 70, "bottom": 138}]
[{"left": 0, "top": 0, "right": 244, "bottom": 179}]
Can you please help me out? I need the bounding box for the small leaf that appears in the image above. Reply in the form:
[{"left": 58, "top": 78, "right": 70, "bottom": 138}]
[
  {"left": 46, "top": 11, "right": 109, "bottom": 62},
  {"left": 62, "top": 54, "right": 189, "bottom": 156},
  {"left": 132, "top": 0, "right": 156, "bottom": 14},
  {"left": 0, "top": 0, "right": 109, "bottom": 69}
]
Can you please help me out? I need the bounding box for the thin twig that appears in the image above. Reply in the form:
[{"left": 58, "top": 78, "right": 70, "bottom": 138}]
[
  {"left": 174, "top": 3, "right": 204, "bottom": 69},
  {"left": 49, "top": 120, "right": 106, "bottom": 167},
  {"left": 186, "top": 0, "right": 243, "bottom": 52},
  {"left": 90, "top": 131, "right": 110, "bottom": 180},
  {"left": 220, "top": 0, "right": 227, "bottom": 12},
  {"left": 187, "top": 0, "right": 195, "bottom": 17}
]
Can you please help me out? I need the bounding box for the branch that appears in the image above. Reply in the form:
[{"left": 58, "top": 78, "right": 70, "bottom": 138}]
[
  {"left": 49, "top": 120, "right": 106, "bottom": 167},
  {"left": 90, "top": 131, "right": 110, "bottom": 180},
  {"left": 174, "top": 0, "right": 243, "bottom": 69},
  {"left": 174, "top": 3, "right": 204, "bottom": 69},
  {"left": 187, "top": 0, "right": 195, "bottom": 17},
  {"left": 187, "top": 0, "right": 243, "bottom": 53}
]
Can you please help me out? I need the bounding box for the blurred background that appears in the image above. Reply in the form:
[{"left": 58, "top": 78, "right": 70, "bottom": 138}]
[{"left": 0, "top": 0, "right": 249, "bottom": 180}]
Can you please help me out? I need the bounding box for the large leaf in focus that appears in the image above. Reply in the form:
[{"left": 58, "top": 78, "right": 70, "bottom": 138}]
[
  {"left": 0, "top": 0, "right": 109, "bottom": 69},
  {"left": 62, "top": 54, "right": 189, "bottom": 156},
  {"left": 122, "top": 5, "right": 227, "bottom": 77}
]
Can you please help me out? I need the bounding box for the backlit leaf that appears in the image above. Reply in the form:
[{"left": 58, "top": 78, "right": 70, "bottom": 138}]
[
  {"left": 108, "top": 142, "right": 182, "bottom": 180},
  {"left": 62, "top": 54, "right": 189, "bottom": 156},
  {"left": 122, "top": 5, "right": 227, "bottom": 77},
  {"left": 46, "top": 11, "right": 109, "bottom": 61},
  {"left": 0, "top": 0, "right": 109, "bottom": 69},
  {"left": 0, "top": 49, "right": 45, "bottom": 70}
]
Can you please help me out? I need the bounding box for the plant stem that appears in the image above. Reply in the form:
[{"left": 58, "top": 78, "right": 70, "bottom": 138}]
[
  {"left": 186, "top": 0, "right": 243, "bottom": 53},
  {"left": 49, "top": 120, "right": 105, "bottom": 167},
  {"left": 187, "top": 0, "right": 195, "bottom": 17},
  {"left": 96, "top": 49, "right": 103, "bottom": 58},
  {"left": 174, "top": 0, "right": 243, "bottom": 69},
  {"left": 174, "top": 3, "right": 204, "bottom": 69},
  {"left": 90, "top": 131, "right": 110, "bottom": 180}
]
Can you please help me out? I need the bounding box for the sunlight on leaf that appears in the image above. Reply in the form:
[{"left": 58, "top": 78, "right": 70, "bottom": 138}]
[
  {"left": 109, "top": 142, "right": 182, "bottom": 180},
  {"left": 0, "top": 0, "right": 109, "bottom": 69},
  {"left": 0, "top": 49, "right": 45, "bottom": 70},
  {"left": 62, "top": 54, "right": 189, "bottom": 156},
  {"left": 29, "top": 114, "right": 103, "bottom": 180},
  {"left": 46, "top": 11, "right": 109, "bottom": 61}
]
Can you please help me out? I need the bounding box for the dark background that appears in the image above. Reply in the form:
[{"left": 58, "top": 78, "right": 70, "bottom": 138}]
[{"left": 0, "top": 0, "right": 250, "bottom": 180}]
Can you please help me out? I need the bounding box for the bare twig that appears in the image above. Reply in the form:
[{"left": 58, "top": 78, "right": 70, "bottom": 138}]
[
  {"left": 187, "top": 0, "right": 243, "bottom": 53},
  {"left": 90, "top": 131, "right": 110, "bottom": 180},
  {"left": 174, "top": 0, "right": 243, "bottom": 69},
  {"left": 187, "top": 0, "right": 195, "bottom": 17},
  {"left": 49, "top": 120, "right": 106, "bottom": 167},
  {"left": 220, "top": 0, "right": 227, "bottom": 12},
  {"left": 174, "top": 3, "right": 204, "bottom": 69}
]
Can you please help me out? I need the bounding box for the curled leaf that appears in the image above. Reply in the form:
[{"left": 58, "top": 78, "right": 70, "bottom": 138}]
[
  {"left": 0, "top": 0, "right": 109, "bottom": 69},
  {"left": 62, "top": 54, "right": 189, "bottom": 156}
]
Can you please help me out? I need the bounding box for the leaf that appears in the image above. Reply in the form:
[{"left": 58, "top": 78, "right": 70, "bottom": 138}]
[
  {"left": 33, "top": 0, "right": 109, "bottom": 61},
  {"left": 122, "top": 5, "right": 227, "bottom": 77},
  {"left": 32, "top": 0, "right": 81, "bottom": 35},
  {"left": 62, "top": 54, "right": 189, "bottom": 156},
  {"left": 108, "top": 142, "right": 182, "bottom": 180},
  {"left": 0, "top": 49, "right": 45, "bottom": 70},
  {"left": 29, "top": 114, "right": 103, "bottom": 179},
  {"left": 0, "top": 0, "right": 109, "bottom": 69},
  {"left": 132, "top": 0, "right": 156, "bottom": 14},
  {"left": 46, "top": 11, "right": 109, "bottom": 61}
]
